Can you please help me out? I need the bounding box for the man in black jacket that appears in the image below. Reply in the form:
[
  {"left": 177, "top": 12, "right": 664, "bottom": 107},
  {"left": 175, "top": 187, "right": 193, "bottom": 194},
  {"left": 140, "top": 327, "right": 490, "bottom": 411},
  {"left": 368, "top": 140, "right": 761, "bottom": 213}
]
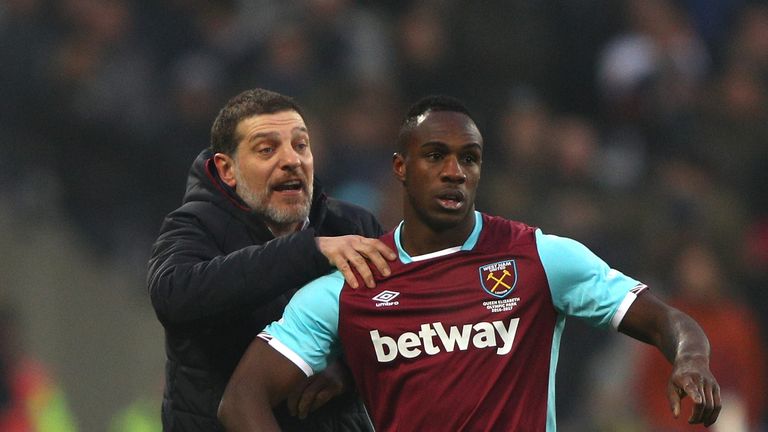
[{"left": 147, "top": 88, "right": 395, "bottom": 431}]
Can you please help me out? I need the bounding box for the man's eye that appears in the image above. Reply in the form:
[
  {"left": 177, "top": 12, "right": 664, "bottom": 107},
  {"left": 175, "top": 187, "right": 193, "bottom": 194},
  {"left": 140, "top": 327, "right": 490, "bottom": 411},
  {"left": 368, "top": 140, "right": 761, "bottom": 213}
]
[
  {"left": 258, "top": 146, "right": 274, "bottom": 154},
  {"left": 462, "top": 155, "right": 478, "bottom": 164},
  {"left": 426, "top": 152, "right": 443, "bottom": 161},
  {"left": 295, "top": 142, "right": 309, "bottom": 151}
]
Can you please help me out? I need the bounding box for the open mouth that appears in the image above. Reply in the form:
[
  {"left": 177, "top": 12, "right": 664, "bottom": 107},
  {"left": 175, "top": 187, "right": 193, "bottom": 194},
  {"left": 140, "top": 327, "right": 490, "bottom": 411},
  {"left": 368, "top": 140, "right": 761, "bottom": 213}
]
[
  {"left": 436, "top": 190, "right": 465, "bottom": 210},
  {"left": 273, "top": 179, "right": 304, "bottom": 192}
]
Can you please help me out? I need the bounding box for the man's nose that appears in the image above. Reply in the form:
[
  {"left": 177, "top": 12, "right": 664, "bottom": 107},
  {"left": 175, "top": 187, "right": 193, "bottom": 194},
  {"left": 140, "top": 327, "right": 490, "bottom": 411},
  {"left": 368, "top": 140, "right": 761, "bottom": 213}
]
[
  {"left": 440, "top": 156, "right": 466, "bottom": 183},
  {"left": 278, "top": 145, "right": 301, "bottom": 169}
]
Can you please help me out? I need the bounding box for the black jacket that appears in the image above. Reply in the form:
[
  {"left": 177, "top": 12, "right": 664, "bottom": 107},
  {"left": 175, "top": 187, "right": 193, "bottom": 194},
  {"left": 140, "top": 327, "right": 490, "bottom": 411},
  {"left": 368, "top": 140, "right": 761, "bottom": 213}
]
[{"left": 148, "top": 149, "right": 381, "bottom": 431}]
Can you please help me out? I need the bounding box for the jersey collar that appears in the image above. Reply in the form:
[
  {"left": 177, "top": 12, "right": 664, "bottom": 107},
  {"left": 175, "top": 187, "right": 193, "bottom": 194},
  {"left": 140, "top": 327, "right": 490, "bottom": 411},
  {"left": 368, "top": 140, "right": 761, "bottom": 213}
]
[{"left": 394, "top": 211, "right": 483, "bottom": 263}]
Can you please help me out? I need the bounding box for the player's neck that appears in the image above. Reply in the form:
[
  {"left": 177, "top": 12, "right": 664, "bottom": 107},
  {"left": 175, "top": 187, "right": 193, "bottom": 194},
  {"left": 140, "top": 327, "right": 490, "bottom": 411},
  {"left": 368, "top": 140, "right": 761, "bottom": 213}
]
[{"left": 399, "top": 212, "right": 476, "bottom": 256}]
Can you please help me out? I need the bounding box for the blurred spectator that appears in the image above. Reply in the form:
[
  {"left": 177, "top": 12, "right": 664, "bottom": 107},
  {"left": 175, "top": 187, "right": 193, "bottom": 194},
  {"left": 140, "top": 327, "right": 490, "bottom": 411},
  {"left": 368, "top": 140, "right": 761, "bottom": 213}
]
[
  {"left": 0, "top": 0, "right": 52, "bottom": 130},
  {"left": 250, "top": 20, "right": 318, "bottom": 98},
  {"left": 691, "top": 54, "right": 768, "bottom": 194},
  {"left": 727, "top": 4, "right": 768, "bottom": 74},
  {"left": 321, "top": 83, "right": 401, "bottom": 227},
  {"left": 479, "top": 86, "right": 551, "bottom": 224},
  {"left": 742, "top": 154, "right": 768, "bottom": 398},
  {"left": 49, "top": 0, "right": 158, "bottom": 136},
  {"left": 544, "top": 115, "right": 601, "bottom": 190},
  {"left": 678, "top": 0, "right": 746, "bottom": 67},
  {"left": 448, "top": 1, "right": 559, "bottom": 111},
  {"left": 394, "top": 1, "right": 458, "bottom": 102},
  {"left": 301, "top": 0, "right": 392, "bottom": 87},
  {"left": 550, "top": 0, "right": 624, "bottom": 115},
  {"left": 597, "top": 0, "right": 711, "bottom": 161},
  {"left": 638, "top": 156, "right": 747, "bottom": 279},
  {"left": 44, "top": 0, "right": 161, "bottom": 256},
  {"left": 633, "top": 241, "right": 766, "bottom": 431},
  {"left": 0, "top": 302, "right": 78, "bottom": 432}
]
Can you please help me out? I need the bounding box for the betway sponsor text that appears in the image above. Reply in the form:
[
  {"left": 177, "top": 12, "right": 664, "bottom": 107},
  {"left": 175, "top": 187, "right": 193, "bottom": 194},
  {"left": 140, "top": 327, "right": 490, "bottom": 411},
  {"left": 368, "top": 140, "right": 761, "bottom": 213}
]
[{"left": 370, "top": 318, "right": 520, "bottom": 362}]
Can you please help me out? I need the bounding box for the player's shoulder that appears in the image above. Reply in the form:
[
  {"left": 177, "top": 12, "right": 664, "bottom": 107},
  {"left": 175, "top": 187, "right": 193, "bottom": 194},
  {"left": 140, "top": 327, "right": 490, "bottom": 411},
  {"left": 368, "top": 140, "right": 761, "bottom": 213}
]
[
  {"left": 534, "top": 229, "right": 603, "bottom": 276},
  {"left": 534, "top": 229, "right": 589, "bottom": 255},
  {"left": 378, "top": 229, "right": 397, "bottom": 249},
  {"left": 292, "top": 271, "right": 346, "bottom": 304},
  {"left": 479, "top": 212, "right": 538, "bottom": 245}
]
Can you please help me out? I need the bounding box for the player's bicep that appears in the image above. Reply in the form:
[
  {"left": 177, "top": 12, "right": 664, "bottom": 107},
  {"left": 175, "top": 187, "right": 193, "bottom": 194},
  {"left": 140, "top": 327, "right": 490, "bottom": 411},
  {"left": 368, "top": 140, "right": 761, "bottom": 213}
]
[
  {"left": 218, "top": 339, "right": 305, "bottom": 431},
  {"left": 617, "top": 290, "right": 670, "bottom": 346},
  {"left": 227, "top": 338, "right": 306, "bottom": 407},
  {"left": 261, "top": 272, "right": 344, "bottom": 374}
]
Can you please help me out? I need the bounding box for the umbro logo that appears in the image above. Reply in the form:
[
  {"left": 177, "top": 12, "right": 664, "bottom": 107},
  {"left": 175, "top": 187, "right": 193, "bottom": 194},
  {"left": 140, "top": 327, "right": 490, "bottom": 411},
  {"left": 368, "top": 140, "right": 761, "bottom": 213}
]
[{"left": 372, "top": 290, "right": 400, "bottom": 307}]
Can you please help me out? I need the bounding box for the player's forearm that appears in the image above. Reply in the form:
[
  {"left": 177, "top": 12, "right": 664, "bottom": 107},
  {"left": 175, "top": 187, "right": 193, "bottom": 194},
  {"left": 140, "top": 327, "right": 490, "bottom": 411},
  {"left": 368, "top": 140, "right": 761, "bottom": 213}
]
[
  {"left": 619, "top": 292, "right": 711, "bottom": 364},
  {"left": 658, "top": 307, "right": 711, "bottom": 365}
]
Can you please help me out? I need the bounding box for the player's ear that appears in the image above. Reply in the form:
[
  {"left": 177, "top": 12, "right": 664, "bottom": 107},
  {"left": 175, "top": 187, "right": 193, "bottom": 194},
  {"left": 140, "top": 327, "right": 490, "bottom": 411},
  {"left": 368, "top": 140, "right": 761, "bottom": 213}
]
[
  {"left": 214, "top": 152, "right": 237, "bottom": 187},
  {"left": 392, "top": 152, "right": 406, "bottom": 184}
]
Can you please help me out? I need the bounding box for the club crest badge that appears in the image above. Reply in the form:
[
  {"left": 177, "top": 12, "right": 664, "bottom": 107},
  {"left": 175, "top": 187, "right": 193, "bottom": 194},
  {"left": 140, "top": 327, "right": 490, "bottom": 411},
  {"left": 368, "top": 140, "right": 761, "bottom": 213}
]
[{"left": 479, "top": 260, "right": 518, "bottom": 298}]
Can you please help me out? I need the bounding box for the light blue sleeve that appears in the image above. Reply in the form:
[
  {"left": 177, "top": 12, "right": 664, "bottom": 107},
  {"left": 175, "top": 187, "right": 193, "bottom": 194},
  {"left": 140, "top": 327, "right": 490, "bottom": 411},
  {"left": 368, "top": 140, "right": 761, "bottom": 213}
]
[
  {"left": 535, "top": 229, "right": 644, "bottom": 329},
  {"left": 260, "top": 271, "right": 344, "bottom": 376}
]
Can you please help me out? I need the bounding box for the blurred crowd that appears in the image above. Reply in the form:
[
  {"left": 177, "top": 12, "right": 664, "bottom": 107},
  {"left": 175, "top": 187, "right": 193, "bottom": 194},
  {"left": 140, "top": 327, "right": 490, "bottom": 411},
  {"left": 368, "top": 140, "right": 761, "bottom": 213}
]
[{"left": 2, "top": 0, "right": 767, "bottom": 430}]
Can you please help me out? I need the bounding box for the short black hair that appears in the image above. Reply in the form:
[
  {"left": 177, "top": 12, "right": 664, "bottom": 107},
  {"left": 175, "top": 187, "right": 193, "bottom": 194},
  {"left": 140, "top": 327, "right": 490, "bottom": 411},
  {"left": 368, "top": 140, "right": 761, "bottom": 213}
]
[
  {"left": 397, "top": 95, "right": 474, "bottom": 153},
  {"left": 210, "top": 88, "right": 305, "bottom": 155}
]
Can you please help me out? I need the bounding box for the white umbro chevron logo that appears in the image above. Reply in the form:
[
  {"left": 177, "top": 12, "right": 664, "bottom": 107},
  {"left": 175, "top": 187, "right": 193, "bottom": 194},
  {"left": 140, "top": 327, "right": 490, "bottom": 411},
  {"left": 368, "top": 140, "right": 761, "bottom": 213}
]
[{"left": 372, "top": 290, "right": 400, "bottom": 302}]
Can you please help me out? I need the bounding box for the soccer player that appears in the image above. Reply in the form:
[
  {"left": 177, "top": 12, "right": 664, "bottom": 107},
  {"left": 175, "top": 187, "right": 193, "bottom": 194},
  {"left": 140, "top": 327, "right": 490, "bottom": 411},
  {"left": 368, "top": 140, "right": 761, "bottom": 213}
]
[{"left": 217, "top": 96, "right": 721, "bottom": 431}]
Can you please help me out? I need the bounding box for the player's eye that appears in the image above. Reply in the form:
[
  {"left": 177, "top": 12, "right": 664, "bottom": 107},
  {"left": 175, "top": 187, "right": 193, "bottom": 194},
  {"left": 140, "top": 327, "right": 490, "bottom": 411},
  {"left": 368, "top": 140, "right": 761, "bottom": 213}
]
[
  {"left": 426, "top": 152, "right": 443, "bottom": 161},
  {"left": 461, "top": 154, "right": 479, "bottom": 164}
]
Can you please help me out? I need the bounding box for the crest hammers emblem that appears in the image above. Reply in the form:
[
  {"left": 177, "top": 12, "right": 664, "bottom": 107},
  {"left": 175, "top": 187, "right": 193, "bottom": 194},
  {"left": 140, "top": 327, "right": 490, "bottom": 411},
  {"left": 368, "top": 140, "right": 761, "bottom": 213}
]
[
  {"left": 487, "top": 269, "right": 512, "bottom": 291},
  {"left": 479, "top": 260, "right": 518, "bottom": 298}
]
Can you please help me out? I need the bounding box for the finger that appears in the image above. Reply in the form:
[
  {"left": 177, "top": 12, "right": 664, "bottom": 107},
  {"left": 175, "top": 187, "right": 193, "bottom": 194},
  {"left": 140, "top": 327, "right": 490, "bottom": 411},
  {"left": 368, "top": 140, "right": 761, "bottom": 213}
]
[
  {"left": 685, "top": 382, "right": 704, "bottom": 424},
  {"left": 308, "top": 389, "right": 334, "bottom": 413},
  {"left": 695, "top": 383, "right": 714, "bottom": 426},
  {"left": 362, "top": 247, "right": 392, "bottom": 278},
  {"left": 285, "top": 379, "right": 310, "bottom": 417},
  {"left": 296, "top": 386, "right": 320, "bottom": 419},
  {"left": 369, "top": 239, "right": 397, "bottom": 263},
  {"left": 337, "top": 261, "right": 359, "bottom": 289},
  {"left": 348, "top": 254, "right": 375, "bottom": 288},
  {"left": 667, "top": 383, "right": 682, "bottom": 419},
  {"left": 704, "top": 383, "right": 722, "bottom": 427}
]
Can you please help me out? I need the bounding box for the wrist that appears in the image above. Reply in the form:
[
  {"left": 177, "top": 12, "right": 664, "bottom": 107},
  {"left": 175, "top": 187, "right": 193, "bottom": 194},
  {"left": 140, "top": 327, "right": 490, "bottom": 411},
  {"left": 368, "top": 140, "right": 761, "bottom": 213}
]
[{"left": 674, "top": 352, "right": 709, "bottom": 367}]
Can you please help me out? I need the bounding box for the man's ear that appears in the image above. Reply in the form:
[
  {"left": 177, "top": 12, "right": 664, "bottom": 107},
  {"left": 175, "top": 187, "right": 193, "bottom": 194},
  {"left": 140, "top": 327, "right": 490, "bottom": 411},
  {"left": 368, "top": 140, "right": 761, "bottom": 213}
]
[
  {"left": 392, "top": 152, "right": 406, "bottom": 184},
  {"left": 213, "top": 153, "right": 237, "bottom": 187}
]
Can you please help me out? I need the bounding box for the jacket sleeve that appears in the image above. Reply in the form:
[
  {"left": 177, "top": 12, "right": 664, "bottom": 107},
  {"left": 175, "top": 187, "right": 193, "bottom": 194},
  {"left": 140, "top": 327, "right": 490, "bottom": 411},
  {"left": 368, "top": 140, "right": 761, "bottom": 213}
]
[
  {"left": 323, "top": 197, "right": 386, "bottom": 238},
  {"left": 147, "top": 208, "right": 333, "bottom": 327},
  {"left": 364, "top": 211, "right": 385, "bottom": 238}
]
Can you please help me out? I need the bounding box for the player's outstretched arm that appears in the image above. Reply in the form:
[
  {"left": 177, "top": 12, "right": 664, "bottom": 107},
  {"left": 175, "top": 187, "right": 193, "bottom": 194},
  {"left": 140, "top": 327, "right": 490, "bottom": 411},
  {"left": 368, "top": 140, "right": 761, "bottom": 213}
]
[
  {"left": 618, "top": 291, "right": 721, "bottom": 427},
  {"left": 218, "top": 339, "right": 305, "bottom": 432}
]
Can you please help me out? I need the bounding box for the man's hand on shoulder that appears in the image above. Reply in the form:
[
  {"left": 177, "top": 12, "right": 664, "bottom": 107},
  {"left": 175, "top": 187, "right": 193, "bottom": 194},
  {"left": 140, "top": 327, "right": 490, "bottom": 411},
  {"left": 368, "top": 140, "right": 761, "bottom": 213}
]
[{"left": 316, "top": 236, "right": 396, "bottom": 288}]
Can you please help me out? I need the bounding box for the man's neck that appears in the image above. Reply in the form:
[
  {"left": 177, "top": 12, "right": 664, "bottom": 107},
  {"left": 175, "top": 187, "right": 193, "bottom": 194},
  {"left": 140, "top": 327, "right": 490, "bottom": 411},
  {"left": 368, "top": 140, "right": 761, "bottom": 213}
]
[
  {"left": 267, "top": 218, "right": 309, "bottom": 237},
  {"left": 399, "top": 211, "right": 476, "bottom": 257},
  {"left": 268, "top": 223, "right": 300, "bottom": 238}
]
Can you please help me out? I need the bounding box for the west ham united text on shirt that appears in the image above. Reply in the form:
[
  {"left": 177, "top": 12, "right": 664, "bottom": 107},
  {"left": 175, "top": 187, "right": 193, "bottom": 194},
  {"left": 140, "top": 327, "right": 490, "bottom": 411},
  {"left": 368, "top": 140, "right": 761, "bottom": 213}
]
[{"left": 370, "top": 318, "right": 520, "bottom": 362}]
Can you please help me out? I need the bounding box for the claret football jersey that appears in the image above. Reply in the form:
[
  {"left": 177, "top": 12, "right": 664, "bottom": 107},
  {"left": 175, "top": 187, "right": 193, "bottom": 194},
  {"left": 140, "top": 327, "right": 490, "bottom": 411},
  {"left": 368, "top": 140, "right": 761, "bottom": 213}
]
[{"left": 259, "top": 211, "right": 647, "bottom": 431}]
